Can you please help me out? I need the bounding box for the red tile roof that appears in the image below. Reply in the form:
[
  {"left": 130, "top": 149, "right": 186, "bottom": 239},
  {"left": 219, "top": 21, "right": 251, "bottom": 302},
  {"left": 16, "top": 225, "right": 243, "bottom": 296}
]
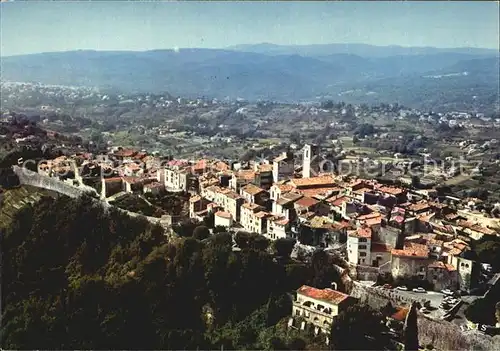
[
  {"left": 295, "top": 196, "right": 319, "bottom": 208},
  {"left": 274, "top": 183, "right": 294, "bottom": 193},
  {"left": 349, "top": 226, "right": 372, "bottom": 239},
  {"left": 123, "top": 177, "right": 143, "bottom": 184},
  {"left": 297, "top": 285, "right": 351, "bottom": 305},
  {"left": 104, "top": 177, "right": 122, "bottom": 183},
  {"left": 328, "top": 196, "right": 350, "bottom": 207},
  {"left": 242, "top": 202, "right": 263, "bottom": 211},
  {"left": 391, "top": 242, "right": 429, "bottom": 258},
  {"left": 235, "top": 169, "right": 256, "bottom": 181},
  {"left": 213, "top": 160, "right": 230, "bottom": 172},
  {"left": 298, "top": 186, "right": 341, "bottom": 198},
  {"left": 215, "top": 211, "right": 232, "bottom": 219},
  {"left": 428, "top": 261, "right": 457, "bottom": 271},
  {"left": 114, "top": 149, "right": 137, "bottom": 158},
  {"left": 241, "top": 183, "right": 265, "bottom": 196},
  {"left": 193, "top": 159, "right": 208, "bottom": 171},
  {"left": 391, "top": 307, "right": 409, "bottom": 321},
  {"left": 378, "top": 186, "right": 405, "bottom": 196},
  {"left": 290, "top": 175, "right": 336, "bottom": 188},
  {"left": 458, "top": 220, "right": 496, "bottom": 236},
  {"left": 255, "top": 211, "right": 272, "bottom": 219},
  {"left": 408, "top": 202, "right": 431, "bottom": 212}
]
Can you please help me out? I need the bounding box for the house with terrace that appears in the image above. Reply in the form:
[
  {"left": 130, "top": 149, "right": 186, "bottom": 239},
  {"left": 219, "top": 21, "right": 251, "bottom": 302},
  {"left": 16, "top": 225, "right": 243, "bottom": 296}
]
[{"left": 291, "top": 285, "right": 357, "bottom": 341}]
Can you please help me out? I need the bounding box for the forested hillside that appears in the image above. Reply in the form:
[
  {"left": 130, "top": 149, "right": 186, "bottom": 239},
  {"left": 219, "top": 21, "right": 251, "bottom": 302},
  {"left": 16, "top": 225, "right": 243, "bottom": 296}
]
[{"left": 1, "top": 194, "right": 362, "bottom": 350}]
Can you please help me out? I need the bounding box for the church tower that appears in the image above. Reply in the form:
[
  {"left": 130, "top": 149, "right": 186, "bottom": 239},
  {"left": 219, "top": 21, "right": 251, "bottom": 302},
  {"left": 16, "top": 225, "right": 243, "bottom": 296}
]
[{"left": 302, "top": 144, "right": 319, "bottom": 178}]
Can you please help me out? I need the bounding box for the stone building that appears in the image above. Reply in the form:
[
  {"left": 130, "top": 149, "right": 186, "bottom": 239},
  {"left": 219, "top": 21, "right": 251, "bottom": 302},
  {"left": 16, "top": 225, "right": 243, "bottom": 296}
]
[
  {"left": 390, "top": 243, "right": 433, "bottom": 279},
  {"left": 426, "top": 261, "right": 459, "bottom": 291},
  {"left": 272, "top": 151, "right": 295, "bottom": 183}
]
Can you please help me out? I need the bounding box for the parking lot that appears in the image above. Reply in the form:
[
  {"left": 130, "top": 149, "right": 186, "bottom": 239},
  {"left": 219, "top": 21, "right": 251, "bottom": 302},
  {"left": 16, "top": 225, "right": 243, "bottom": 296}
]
[{"left": 394, "top": 289, "right": 445, "bottom": 308}]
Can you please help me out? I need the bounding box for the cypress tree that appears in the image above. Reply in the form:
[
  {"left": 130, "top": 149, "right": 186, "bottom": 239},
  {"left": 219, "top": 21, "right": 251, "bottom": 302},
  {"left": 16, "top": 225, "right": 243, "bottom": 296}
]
[{"left": 404, "top": 302, "right": 419, "bottom": 351}]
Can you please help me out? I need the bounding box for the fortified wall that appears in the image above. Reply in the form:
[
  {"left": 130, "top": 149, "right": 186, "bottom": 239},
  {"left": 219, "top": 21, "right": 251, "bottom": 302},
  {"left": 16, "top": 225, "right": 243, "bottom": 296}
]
[
  {"left": 12, "top": 166, "right": 96, "bottom": 198},
  {"left": 350, "top": 281, "right": 431, "bottom": 310},
  {"left": 11, "top": 166, "right": 172, "bottom": 231}
]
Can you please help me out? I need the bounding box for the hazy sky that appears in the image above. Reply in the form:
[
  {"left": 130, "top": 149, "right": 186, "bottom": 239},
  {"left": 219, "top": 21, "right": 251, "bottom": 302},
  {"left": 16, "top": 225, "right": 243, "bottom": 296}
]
[{"left": 1, "top": 1, "right": 499, "bottom": 56}]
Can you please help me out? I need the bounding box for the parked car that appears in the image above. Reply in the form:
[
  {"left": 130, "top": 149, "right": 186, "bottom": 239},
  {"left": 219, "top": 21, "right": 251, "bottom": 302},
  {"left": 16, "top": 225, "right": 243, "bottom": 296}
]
[
  {"left": 383, "top": 284, "right": 393, "bottom": 289},
  {"left": 396, "top": 286, "right": 408, "bottom": 291},
  {"left": 413, "top": 287, "right": 426, "bottom": 293},
  {"left": 441, "top": 289, "right": 453, "bottom": 295},
  {"left": 419, "top": 307, "right": 430, "bottom": 314}
]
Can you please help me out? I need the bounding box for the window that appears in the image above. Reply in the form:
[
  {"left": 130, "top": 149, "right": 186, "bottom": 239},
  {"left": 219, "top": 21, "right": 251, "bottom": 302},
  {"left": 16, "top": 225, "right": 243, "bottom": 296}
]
[
  {"left": 359, "top": 238, "right": 367, "bottom": 243},
  {"left": 360, "top": 252, "right": 367, "bottom": 257},
  {"left": 296, "top": 310, "right": 301, "bottom": 316},
  {"left": 359, "top": 245, "right": 367, "bottom": 250}
]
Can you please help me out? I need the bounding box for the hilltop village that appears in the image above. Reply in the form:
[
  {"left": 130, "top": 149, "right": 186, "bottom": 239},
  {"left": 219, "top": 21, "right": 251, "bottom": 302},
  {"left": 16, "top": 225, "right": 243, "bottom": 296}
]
[{"left": 4, "top": 132, "right": 500, "bottom": 345}]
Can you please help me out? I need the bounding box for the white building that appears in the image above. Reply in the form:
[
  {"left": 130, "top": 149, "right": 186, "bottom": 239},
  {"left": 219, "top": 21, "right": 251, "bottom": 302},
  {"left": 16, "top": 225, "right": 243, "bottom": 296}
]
[
  {"left": 347, "top": 227, "right": 372, "bottom": 265},
  {"left": 291, "top": 285, "right": 357, "bottom": 339},
  {"left": 163, "top": 168, "right": 189, "bottom": 191},
  {"left": 214, "top": 211, "right": 233, "bottom": 228}
]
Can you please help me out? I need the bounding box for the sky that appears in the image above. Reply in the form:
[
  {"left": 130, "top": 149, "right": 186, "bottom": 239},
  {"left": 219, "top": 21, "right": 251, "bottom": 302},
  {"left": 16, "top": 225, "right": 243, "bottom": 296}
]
[{"left": 1, "top": 1, "right": 499, "bottom": 56}]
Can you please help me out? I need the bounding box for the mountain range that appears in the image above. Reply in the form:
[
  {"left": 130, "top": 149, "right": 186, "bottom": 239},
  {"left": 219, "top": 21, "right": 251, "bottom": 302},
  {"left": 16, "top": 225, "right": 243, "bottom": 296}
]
[{"left": 1, "top": 43, "right": 499, "bottom": 111}]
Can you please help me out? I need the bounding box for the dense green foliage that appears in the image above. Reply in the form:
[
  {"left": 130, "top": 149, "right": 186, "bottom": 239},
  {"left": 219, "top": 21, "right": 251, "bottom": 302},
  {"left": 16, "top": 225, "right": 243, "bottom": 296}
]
[
  {"left": 1, "top": 194, "right": 346, "bottom": 349},
  {"left": 329, "top": 304, "right": 392, "bottom": 350},
  {"left": 474, "top": 236, "right": 500, "bottom": 272}
]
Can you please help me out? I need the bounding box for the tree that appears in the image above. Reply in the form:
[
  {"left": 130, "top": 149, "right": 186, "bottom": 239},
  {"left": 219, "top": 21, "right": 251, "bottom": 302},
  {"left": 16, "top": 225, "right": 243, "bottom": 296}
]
[
  {"left": 213, "top": 226, "right": 226, "bottom": 234},
  {"left": 404, "top": 302, "right": 419, "bottom": 351},
  {"left": 203, "top": 213, "right": 215, "bottom": 228},
  {"left": 234, "top": 231, "right": 269, "bottom": 251},
  {"left": 273, "top": 238, "right": 296, "bottom": 258},
  {"left": 235, "top": 231, "right": 253, "bottom": 249},
  {"left": 330, "top": 304, "right": 390, "bottom": 350},
  {"left": 411, "top": 175, "right": 420, "bottom": 188},
  {"left": 297, "top": 225, "right": 314, "bottom": 246},
  {"left": 289, "top": 131, "right": 301, "bottom": 145},
  {"left": 288, "top": 337, "right": 306, "bottom": 350},
  {"left": 474, "top": 236, "right": 500, "bottom": 272},
  {"left": 310, "top": 250, "right": 342, "bottom": 290},
  {"left": 193, "top": 225, "right": 210, "bottom": 241},
  {"left": 172, "top": 219, "right": 198, "bottom": 237}
]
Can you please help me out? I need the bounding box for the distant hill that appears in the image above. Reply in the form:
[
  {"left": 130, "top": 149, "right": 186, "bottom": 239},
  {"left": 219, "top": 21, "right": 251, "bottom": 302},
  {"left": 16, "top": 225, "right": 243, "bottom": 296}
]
[
  {"left": 227, "top": 43, "right": 498, "bottom": 58},
  {"left": 1, "top": 45, "right": 498, "bottom": 111}
]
